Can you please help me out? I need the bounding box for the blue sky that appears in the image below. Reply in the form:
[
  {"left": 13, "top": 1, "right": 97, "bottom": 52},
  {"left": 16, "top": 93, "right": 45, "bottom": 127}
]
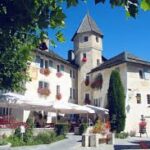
[{"left": 49, "top": 1, "right": 150, "bottom": 61}]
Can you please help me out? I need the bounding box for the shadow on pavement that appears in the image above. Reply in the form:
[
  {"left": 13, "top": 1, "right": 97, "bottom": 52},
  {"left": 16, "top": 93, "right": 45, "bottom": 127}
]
[{"left": 114, "top": 140, "right": 150, "bottom": 149}]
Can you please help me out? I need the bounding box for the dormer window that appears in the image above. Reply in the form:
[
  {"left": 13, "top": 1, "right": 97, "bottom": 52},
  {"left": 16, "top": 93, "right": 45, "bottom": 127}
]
[
  {"left": 84, "top": 36, "right": 88, "bottom": 42},
  {"left": 96, "top": 36, "right": 99, "bottom": 42}
]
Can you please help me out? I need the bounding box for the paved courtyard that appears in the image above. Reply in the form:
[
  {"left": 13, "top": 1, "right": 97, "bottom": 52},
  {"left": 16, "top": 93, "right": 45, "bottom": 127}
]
[{"left": 10, "top": 133, "right": 150, "bottom": 150}]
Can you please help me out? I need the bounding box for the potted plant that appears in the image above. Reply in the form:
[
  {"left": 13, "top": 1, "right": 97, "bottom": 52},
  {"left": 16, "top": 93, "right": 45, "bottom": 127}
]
[
  {"left": 40, "top": 68, "right": 50, "bottom": 76},
  {"left": 82, "top": 57, "right": 87, "bottom": 62},
  {"left": 56, "top": 93, "right": 62, "bottom": 100},
  {"left": 56, "top": 72, "right": 63, "bottom": 78},
  {"left": 37, "top": 88, "right": 51, "bottom": 96}
]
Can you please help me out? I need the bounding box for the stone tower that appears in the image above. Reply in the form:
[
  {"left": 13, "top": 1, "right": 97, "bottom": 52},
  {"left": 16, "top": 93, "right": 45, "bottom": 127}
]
[{"left": 72, "top": 14, "right": 103, "bottom": 105}]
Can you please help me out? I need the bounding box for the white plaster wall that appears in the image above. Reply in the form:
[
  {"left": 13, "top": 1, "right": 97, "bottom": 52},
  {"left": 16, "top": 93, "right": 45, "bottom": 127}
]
[
  {"left": 90, "top": 63, "right": 127, "bottom": 108},
  {"left": 15, "top": 54, "right": 78, "bottom": 122},
  {"left": 125, "top": 63, "right": 150, "bottom": 135}
]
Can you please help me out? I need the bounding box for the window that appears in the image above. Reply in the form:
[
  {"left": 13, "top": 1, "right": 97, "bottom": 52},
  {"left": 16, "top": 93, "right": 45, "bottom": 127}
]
[
  {"left": 97, "top": 59, "right": 100, "bottom": 65},
  {"left": 45, "top": 60, "right": 48, "bottom": 68},
  {"left": 136, "top": 93, "right": 141, "bottom": 104},
  {"left": 0, "top": 107, "right": 10, "bottom": 115},
  {"left": 94, "top": 99, "right": 98, "bottom": 106},
  {"left": 49, "top": 60, "right": 53, "bottom": 67},
  {"left": 61, "top": 65, "right": 64, "bottom": 71},
  {"left": 147, "top": 94, "right": 150, "bottom": 104},
  {"left": 84, "top": 36, "right": 88, "bottom": 42},
  {"left": 39, "top": 81, "right": 43, "bottom": 88},
  {"left": 70, "top": 70, "right": 72, "bottom": 78},
  {"left": 38, "top": 81, "right": 49, "bottom": 88},
  {"left": 56, "top": 85, "right": 60, "bottom": 94},
  {"left": 139, "top": 70, "right": 144, "bottom": 79},
  {"left": 70, "top": 88, "right": 72, "bottom": 99},
  {"left": 85, "top": 93, "right": 90, "bottom": 100},
  {"left": 57, "top": 65, "right": 60, "bottom": 72},
  {"left": 83, "top": 53, "right": 86, "bottom": 58},
  {"left": 96, "top": 36, "right": 99, "bottom": 42},
  {"left": 144, "top": 71, "right": 150, "bottom": 80},
  {"left": 40, "top": 59, "right": 44, "bottom": 68},
  {"left": 73, "top": 89, "right": 76, "bottom": 99},
  {"left": 44, "top": 82, "right": 49, "bottom": 88}
]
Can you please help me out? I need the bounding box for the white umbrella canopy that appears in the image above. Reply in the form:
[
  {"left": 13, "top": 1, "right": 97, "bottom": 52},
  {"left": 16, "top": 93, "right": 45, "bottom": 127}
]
[
  {"left": 85, "top": 104, "right": 109, "bottom": 114},
  {"left": 0, "top": 92, "right": 53, "bottom": 111},
  {"left": 51, "top": 101, "right": 95, "bottom": 114}
]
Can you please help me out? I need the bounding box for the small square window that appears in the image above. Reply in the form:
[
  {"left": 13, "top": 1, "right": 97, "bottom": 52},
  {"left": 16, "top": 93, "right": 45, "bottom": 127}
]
[
  {"left": 136, "top": 93, "right": 141, "bottom": 104},
  {"left": 84, "top": 36, "right": 88, "bottom": 42}
]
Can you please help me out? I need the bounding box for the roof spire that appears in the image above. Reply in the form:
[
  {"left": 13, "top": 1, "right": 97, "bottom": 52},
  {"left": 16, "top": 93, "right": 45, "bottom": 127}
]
[{"left": 72, "top": 14, "right": 103, "bottom": 41}]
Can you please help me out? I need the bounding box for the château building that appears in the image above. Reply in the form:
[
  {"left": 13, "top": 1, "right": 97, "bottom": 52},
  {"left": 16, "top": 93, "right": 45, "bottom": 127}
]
[{"left": 1, "top": 14, "right": 150, "bottom": 134}]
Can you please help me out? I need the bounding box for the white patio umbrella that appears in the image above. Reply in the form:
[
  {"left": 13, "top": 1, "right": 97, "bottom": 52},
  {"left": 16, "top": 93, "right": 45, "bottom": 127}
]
[
  {"left": 0, "top": 92, "right": 53, "bottom": 111},
  {"left": 85, "top": 104, "right": 109, "bottom": 114}
]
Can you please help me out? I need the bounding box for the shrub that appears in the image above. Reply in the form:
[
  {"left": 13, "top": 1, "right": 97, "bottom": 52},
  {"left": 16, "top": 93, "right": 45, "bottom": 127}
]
[
  {"left": 55, "top": 124, "right": 69, "bottom": 135},
  {"left": 7, "top": 135, "right": 25, "bottom": 147},
  {"left": 0, "top": 139, "right": 7, "bottom": 146},
  {"left": 115, "top": 132, "right": 128, "bottom": 139},
  {"left": 34, "top": 131, "right": 64, "bottom": 144},
  {"left": 79, "top": 123, "right": 88, "bottom": 135}
]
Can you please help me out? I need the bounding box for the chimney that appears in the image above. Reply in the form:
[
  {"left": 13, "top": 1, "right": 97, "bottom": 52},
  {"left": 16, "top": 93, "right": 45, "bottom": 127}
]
[{"left": 68, "top": 50, "right": 75, "bottom": 62}]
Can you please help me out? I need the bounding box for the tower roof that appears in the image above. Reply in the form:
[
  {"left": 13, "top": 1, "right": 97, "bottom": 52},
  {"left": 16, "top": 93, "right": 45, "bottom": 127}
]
[{"left": 72, "top": 14, "right": 103, "bottom": 41}]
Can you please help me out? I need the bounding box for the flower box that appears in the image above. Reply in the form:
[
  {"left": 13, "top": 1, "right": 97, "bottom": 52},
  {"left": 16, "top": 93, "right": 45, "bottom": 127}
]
[
  {"left": 56, "top": 72, "right": 63, "bottom": 78},
  {"left": 37, "top": 88, "right": 50, "bottom": 96},
  {"left": 40, "top": 68, "right": 50, "bottom": 76},
  {"left": 82, "top": 57, "right": 87, "bottom": 62},
  {"left": 56, "top": 93, "right": 62, "bottom": 100}
]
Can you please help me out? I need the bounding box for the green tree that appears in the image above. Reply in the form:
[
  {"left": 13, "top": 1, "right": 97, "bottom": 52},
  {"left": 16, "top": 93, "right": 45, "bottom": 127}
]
[{"left": 107, "top": 70, "right": 126, "bottom": 133}]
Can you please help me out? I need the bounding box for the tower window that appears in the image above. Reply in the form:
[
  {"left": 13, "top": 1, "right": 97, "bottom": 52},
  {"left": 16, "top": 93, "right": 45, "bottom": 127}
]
[
  {"left": 136, "top": 93, "right": 141, "bottom": 104},
  {"left": 84, "top": 36, "right": 88, "bottom": 42},
  {"left": 83, "top": 53, "right": 86, "bottom": 58},
  {"left": 96, "top": 36, "right": 99, "bottom": 42}
]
